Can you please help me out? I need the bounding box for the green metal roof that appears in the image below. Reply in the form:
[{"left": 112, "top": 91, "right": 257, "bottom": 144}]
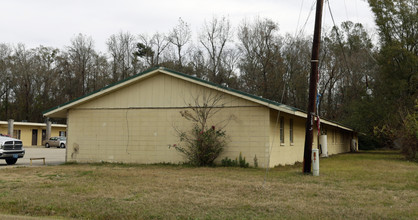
[
  {"left": 159, "top": 67, "right": 301, "bottom": 112},
  {"left": 42, "top": 66, "right": 160, "bottom": 115},
  {"left": 43, "top": 66, "right": 300, "bottom": 114},
  {"left": 42, "top": 66, "right": 353, "bottom": 131}
]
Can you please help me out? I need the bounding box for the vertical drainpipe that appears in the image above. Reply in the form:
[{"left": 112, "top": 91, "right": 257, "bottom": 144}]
[{"left": 7, "top": 119, "right": 14, "bottom": 137}]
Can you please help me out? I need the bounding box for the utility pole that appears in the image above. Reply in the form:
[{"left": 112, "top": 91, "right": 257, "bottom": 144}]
[{"left": 303, "top": 0, "right": 324, "bottom": 174}]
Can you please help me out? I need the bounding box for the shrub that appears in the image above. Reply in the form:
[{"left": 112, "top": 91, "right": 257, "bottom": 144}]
[
  {"left": 173, "top": 125, "right": 227, "bottom": 166},
  {"left": 238, "top": 152, "right": 249, "bottom": 168},
  {"left": 221, "top": 152, "right": 249, "bottom": 168},
  {"left": 373, "top": 100, "right": 417, "bottom": 160},
  {"left": 358, "top": 134, "right": 379, "bottom": 150},
  {"left": 221, "top": 157, "right": 237, "bottom": 167},
  {"left": 170, "top": 92, "right": 232, "bottom": 166},
  {"left": 400, "top": 105, "right": 417, "bottom": 160}
]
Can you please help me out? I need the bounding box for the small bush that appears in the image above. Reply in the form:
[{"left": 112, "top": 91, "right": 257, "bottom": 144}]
[
  {"left": 221, "top": 152, "right": 249, "bottom": 168},
  {"left": 373, "top": 101, "right": 417, "bottom": 160},
  {"left": 238, "top": 152, "right": 249, "bottom": 168},
  {"left": 172, "top": 125, "right": 227, "bottom": 166},
  {"left": 401, "top": 105, "right": 417, "bottom": 160},
  {"left": 170, "top": 93, "right": 232, "bottom": 166},
  {"left": 221, "top": 157, "right": 237, "bottom": 167},
  {"left": 358, "top": 134, "right": 379, "bottom": 150}
]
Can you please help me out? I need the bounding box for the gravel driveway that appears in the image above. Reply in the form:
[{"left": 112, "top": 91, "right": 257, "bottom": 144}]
[{"left": 0, "top": 147, "right": 66, "bottom": 168}]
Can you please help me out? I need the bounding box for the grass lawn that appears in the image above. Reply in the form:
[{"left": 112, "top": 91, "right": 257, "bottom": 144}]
[{"left": 0, "top": 150, "right": 416, "bottom": 219}]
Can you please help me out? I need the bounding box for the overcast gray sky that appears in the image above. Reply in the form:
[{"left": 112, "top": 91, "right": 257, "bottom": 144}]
[{"left": 0, "top": 0, "right": 376, "bottom": 53}]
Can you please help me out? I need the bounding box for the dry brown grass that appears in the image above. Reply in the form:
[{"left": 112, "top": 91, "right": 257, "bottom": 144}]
[{"left": 0, "top": 150, "right": 417, "bottom": 219}]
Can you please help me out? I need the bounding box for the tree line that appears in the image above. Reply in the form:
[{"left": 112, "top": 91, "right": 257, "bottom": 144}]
[
  {"left": 0, "top": 0, "right": 416, "bottom": 155},
  {"left": 0, "top": 18, "right": 375, "bottom": 122}
]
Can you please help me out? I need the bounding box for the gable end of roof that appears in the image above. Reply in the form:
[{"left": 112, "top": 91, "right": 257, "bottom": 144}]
[{"left": 42, "top": 66, "right": 353, "bottom": 132}]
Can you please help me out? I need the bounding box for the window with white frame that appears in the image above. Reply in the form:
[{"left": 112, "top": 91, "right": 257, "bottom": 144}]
[
  {"left": 280, "top": 116, "right": 284, "bottom": 144},
  {"left": 289, "top": 118, "right": 294, "bottom": 144}
]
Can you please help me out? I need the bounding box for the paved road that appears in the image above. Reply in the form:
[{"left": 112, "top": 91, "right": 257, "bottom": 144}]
[{"left": 0, "top": 147, "right": 66, "bottom": 168}]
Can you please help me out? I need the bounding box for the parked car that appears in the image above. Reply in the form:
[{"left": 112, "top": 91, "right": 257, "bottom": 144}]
[
  {"left": 45, "top": 136, "right": 66, "bottom": 148},
  {"left": 0, "top": 134, "right": 25, "bottom": 165}
]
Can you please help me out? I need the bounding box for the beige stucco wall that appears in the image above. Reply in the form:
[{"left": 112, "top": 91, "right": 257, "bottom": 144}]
[
  {"left": 325, "top": 126, "right": 353, "bottom": 155},
  {"left": 268, "top": 110, "right": 356, "bottom": 166},
  {"left": 67, "top": 73, "right": 271, "bottom": 167},
  {"left": 0, "top": 124, "right": 66, "bottom": 146},
  {"left": 269, "top": 110, "right": 307, "bottom": 166},
  {"left": 62, "top": 71, "right": 357, "bottom": 167}
]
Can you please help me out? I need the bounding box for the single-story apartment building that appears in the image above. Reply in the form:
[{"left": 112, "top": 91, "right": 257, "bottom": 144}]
[
  {"left": 44, "top": 67, "right": 357, "bottom": 168},
  {"left": 0, "top": 121, "right": 67, "bottom": 147}
]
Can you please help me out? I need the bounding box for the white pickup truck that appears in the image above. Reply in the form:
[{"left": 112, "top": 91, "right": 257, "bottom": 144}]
[{"left": 0, "top": 134, "right": 25, "bottom": 165}]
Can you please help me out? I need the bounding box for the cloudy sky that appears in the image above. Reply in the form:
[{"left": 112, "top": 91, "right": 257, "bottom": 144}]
[{"left": 1, "top": 0, "right": 376, "bottom": 53}]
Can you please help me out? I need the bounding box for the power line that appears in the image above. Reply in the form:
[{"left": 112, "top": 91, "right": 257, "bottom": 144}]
[
  {"left": 326, "top": 0, "right": 352, "bottom": 76},
  {"left": 263, "top": 77, "right": 287, "bottom": 186},
  {"left": 296, "top": 0, "right": 317, "bottom": 38},
  {"left": 354, "top": 0, "right": 360, "bottom": 24},
  {"left": 343, "top": 0, "right": 350, "bottom": 21},
  {"left": 294, "top": 0, "right": 305, "bottom": 38}
]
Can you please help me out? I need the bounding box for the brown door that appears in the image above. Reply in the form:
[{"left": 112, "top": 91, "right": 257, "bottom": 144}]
[{"left": 32, "top": 129, "right": 38, "bottom": 146}]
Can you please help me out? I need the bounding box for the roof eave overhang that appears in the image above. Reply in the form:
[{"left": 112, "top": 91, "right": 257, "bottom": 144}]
[
  {"left": 43, "top": 68, "right": 160, "bottom": 118},
  {"left": 43, "top": 67, "right": 354, "bottom": 132},
  {"left": 160, "top": 69, "right": 298, "bottom": 115}
]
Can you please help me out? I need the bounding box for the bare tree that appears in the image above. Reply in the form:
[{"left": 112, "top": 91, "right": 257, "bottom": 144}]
[
  {"left": 0, "top": 43, "right": 13, "bottom": 119},
  {"left": 138, "top": 32, "right": 170, "bottom": 67},
  {"left": 107, "top": 31, "right": 137, "bottom": 82},
  {"left": 67, "top": 33, "right": 96, "bottom": 96},
  {"left": 282, "top": 34, "right": 311, "bottom": 110},
  {"left": 317, "top": 22, "right": 376, "bottom": 120},
  {"left": 31, "top": 46, "right": 60, "bottom": 119},
  {"left": 237, "top": 17, "right": 285, "bottom": 101},
  {"left": 199, "top": 16, "right": 234, "bottom": 85},
  {"left": 9, "top": 44, "right": 36, "bottom": 120},
  {"left": 168, "top": 18, "right": 192, "bottom": 68},
  {"left": 90, "top": 52, "right": 111, "bottom": 91},
  {"left": 171, "top": 92, "right": 231, "bottom": 166},
  {"left": 188, "top": 47, "right": 207, "bottom": 79}
]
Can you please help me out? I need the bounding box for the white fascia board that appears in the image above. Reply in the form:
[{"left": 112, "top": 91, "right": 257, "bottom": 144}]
[
  {"left": 44, "top": 69, "right": 161, "bottom": 117},
  {"left": 161, "top": 70, "right": 297, "bottom": 115}
]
